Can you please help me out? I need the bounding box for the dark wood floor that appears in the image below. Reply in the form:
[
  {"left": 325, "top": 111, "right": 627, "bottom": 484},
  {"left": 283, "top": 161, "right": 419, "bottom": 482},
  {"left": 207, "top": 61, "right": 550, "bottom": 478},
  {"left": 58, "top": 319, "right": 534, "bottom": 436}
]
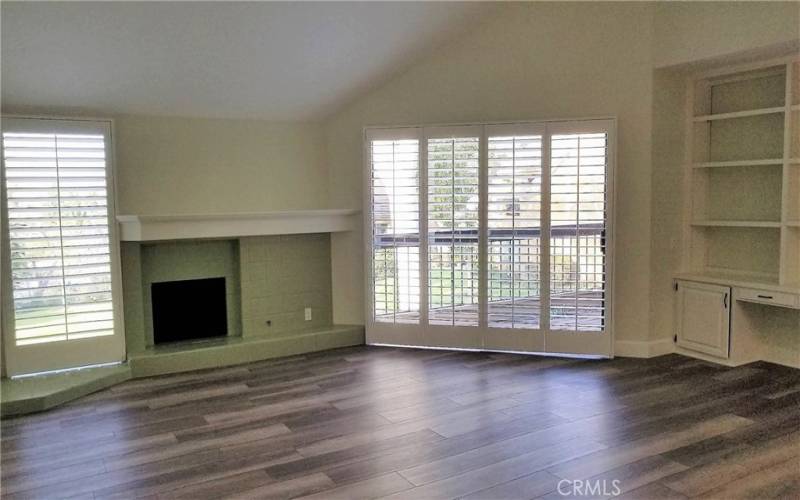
[{"left": 2, "top": 346, "right": 799, "bottom": 500}]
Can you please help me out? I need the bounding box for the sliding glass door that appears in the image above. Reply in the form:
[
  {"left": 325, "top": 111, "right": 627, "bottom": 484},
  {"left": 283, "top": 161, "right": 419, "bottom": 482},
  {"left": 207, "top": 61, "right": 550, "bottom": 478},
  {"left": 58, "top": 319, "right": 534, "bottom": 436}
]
[{"left": 365, "top": 119, "right": 614, "bottom": 357}]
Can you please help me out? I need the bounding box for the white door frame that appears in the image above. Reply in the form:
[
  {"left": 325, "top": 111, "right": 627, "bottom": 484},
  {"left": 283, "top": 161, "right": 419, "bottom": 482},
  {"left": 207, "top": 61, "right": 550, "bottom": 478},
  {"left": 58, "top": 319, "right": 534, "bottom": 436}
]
[
  {"left": 363, "top": 117, "right": 616, "bottom": 358},
  {"left": 1, "top": 116, "right": 126, "bottom": 375}
]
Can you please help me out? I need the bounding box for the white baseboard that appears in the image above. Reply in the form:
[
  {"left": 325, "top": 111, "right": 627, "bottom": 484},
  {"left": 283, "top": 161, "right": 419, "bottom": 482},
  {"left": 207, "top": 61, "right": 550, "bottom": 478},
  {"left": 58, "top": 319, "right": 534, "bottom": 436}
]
[{"left": 615, "top": 338, "right": 675, "bottom": 358}]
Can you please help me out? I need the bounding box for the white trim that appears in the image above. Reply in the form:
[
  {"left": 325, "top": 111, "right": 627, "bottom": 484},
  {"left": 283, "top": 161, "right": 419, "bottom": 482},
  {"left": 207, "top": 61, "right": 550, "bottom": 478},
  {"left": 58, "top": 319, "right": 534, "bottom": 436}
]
[
  {"left": 614, "top": 338, "right": 675, "bottom": 358},
  {"left": 117, "top": 209, "right": 359, "bottom": 241},
  {"left": 365, "top": 117, "right": 616, "bottom": 131},
  {"left": 365, "top": 127, "right": 421, "bottom": 141},
  {"left": 369, "top": 343, "right": 608, "bottom": 360},
  {"left": 423, "top": 124, "right": 483, "bottom": 139},
  {"left": 485, "top": 122, "right": 544, "bottom": 137}
]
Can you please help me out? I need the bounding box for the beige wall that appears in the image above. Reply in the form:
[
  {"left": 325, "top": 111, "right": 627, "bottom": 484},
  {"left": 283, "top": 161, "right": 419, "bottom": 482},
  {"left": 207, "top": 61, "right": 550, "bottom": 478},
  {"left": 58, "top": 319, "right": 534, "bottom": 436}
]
[
  {"left": 653, "top": 1, "right": 800, "bottom": 68},
  {"left": 114, "top": 115, "right": 328, "bottom": 215},
  {"left": 324, "top": 2, "right": 656, "bottom": 344}
]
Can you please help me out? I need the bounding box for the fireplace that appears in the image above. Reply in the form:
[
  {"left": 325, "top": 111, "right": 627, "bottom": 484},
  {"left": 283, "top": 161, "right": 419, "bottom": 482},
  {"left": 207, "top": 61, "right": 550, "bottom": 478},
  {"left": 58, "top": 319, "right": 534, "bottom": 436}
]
[{"left": 151, "top": 277, "right": 228, "bottom": 344}]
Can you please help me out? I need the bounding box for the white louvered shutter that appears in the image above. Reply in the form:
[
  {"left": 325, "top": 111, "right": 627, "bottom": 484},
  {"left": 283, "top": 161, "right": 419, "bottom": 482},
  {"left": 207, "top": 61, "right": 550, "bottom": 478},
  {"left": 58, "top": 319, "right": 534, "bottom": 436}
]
[
  {"left": 4, "top": 131, "right": 116, "bottom": 345},
  {"left": 370, "top": 136, "right": 421, "bottom": 324},
  {"left": 487, "top": 134, "right": 543, "bottom": 329},
  {"left": 427, "top": 135, "right": 480, "bottom": 326},
  {"left": 549, "top": 133, "right": 608, "bottom": 331}
]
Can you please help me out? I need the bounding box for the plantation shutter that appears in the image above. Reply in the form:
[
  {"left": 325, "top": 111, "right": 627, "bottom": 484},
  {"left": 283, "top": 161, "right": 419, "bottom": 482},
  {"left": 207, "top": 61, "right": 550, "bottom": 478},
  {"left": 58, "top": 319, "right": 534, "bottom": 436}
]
[
  {"left": 549, "top": 132, "right": 608, "bottom": 331},
  {"left": 487, "top": 129, "right": 543, "bottom": 329},
  {"left": 426, "top": 128, "right": 481, "bottom": 326},
  {"left": 369, "top": 130, "right": 421, "bottom": 324},
  {"left": 3, "top": 129, "right": 116, "bottom": 345}
]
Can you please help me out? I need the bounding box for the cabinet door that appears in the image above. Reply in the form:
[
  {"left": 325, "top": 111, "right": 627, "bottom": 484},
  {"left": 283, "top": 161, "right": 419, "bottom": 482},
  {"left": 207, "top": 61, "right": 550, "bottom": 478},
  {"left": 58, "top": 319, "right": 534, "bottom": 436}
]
[{"left": 676, "top": 281, "right": 731, "bottom": 358}]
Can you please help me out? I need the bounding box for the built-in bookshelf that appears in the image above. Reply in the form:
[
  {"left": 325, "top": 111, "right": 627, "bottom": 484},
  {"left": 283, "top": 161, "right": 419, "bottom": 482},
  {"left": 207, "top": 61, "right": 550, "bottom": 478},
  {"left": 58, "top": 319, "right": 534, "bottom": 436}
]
[{"left": 683, "top": 57, "right": 800, "bottom": 288}]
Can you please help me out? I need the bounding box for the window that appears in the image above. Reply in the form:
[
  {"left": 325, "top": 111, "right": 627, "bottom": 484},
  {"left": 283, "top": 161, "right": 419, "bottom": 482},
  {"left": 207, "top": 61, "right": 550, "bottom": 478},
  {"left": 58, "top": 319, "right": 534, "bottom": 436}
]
[{"left": 2, "top": 118, "right": 124, "bottom": 375}]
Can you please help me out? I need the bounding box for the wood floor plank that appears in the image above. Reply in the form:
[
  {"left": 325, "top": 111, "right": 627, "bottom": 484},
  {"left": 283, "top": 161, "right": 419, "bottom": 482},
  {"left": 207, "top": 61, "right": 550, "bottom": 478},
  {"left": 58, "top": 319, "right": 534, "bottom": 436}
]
[
  {"left": 399, "top": 418, "right": 590, "bottom": 486},
  {"left": 384, "top": 438, "right": 607, "bottom": 500},
  {"left": 162, "top": 470, "right": 274, "bottom": 499},
  {"left": 296, "top": 472, "right": 414, "bottom": 500},
  {"left": 661, "top": 431, "right": 800, "bottom": 497},
  {"left": 459, "top": 470, "right": 561, "bottom": 500},
  {"left": 617, "top": 482, "right": 687, "bottom": 500},
  {"left": 324, "top": 413, "right": 574, "bottom": 487},
  {"left": 546, "top": 413, "right": 752, "bottom": 481},
  {"left": 696, "top": 457, "right": 800, "bottom": 500},
  {"left": 225, "top": 472, "right": 335, "bottom": 500}
]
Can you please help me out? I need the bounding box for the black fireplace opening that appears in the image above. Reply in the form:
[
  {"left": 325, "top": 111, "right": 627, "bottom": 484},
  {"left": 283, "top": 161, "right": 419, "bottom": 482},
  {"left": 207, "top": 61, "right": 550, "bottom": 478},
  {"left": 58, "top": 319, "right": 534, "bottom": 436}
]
[{"left": 152, "top": 277, "right": 228, "bottom": 344}]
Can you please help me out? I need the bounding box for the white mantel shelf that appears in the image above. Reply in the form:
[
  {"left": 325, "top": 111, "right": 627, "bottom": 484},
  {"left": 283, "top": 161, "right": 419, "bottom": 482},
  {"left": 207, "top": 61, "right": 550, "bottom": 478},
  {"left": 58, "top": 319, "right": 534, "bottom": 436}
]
[{"left": 117, "top": 209, "right": 360, "bottom": 242}]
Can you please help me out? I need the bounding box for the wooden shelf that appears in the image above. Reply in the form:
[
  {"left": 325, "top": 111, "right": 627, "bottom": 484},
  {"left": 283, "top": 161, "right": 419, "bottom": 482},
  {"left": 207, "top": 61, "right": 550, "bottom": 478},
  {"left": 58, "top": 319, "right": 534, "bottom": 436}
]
[
  {"left": 691, "top": 220, "right": 781, "bottom": 228},
  {"left": 692, "top": 159, "right": 783, "bottom": 169},
  {"left": 692, "top": 106, "right": 785, "bottom": 122},
  {"left": 786, "top": 221, "right": 800, "bottom": 227}
]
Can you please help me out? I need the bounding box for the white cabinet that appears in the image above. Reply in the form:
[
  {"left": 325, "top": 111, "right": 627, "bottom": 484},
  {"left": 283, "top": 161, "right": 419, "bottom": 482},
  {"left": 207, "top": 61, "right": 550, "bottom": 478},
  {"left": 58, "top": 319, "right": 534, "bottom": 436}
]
[{"left": 676, "top": 280, "right": 731, "bottom": 359}]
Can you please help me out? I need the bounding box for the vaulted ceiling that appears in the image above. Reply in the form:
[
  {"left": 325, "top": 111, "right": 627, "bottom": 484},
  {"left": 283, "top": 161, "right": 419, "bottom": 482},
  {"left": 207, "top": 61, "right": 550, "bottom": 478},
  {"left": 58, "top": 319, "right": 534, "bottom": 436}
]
[{"left": 2, "top": 1, "right": 494, "bottom": 121}]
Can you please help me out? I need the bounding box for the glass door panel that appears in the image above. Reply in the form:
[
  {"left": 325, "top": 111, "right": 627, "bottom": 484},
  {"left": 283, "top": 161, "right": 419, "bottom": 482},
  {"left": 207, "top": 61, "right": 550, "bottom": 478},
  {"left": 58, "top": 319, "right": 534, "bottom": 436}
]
[
  {"left": 427, "top": 135, "right": 480, "bottom": 327},
  {"left": 369, "top": 136, "right": 421, "bottom": 325},
  {"left": 487, "top": 133, "right": 543, "bottom": 329},
  {"left": 546, "top": 121, "right": 613, "bottom": 356}
]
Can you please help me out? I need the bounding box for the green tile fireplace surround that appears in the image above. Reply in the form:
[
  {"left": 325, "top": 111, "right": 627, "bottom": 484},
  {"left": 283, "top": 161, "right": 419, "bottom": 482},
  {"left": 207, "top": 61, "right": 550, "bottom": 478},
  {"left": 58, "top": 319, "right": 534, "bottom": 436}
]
[
  {"left": 1, "top": 233, "right": 364, "bottom": 416},
  {"left": 123, "top": 234, "right": 337, "bottom": 351}
]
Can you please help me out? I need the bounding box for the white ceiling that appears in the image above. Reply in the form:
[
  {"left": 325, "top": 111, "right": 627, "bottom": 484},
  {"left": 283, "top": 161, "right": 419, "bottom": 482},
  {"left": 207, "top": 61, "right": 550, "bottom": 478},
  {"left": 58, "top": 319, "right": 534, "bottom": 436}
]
[{"left": 2, "top": 1, "right": 493, "bottom": 121}]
